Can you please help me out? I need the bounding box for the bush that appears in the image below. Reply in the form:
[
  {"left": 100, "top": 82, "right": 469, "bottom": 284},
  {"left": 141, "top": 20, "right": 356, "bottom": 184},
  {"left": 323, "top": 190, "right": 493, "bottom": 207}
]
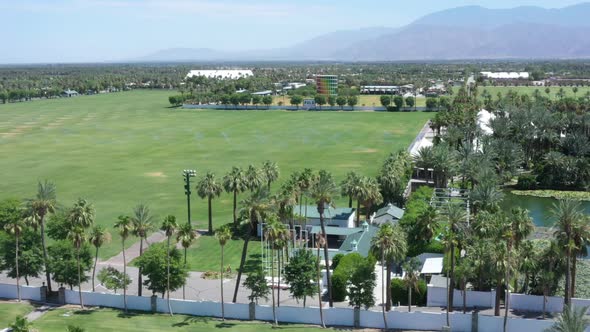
[
  {"left": 331, "top": 253, "right": 344, "bottom": 270},
  {"left": 390, "top": 278, "right": 428, "bottom": 306},
  {"left": 332, "top": 273, "right": 348, "bottom": 302},
  {"left": 386, "top": 106, "right": 399, "bottom": 112},
  {"left": 516, "top": 174, "right": 538, "bottom": 190},
  {"left": 331, "top": 253, "right": 372, "bottom": 302}
]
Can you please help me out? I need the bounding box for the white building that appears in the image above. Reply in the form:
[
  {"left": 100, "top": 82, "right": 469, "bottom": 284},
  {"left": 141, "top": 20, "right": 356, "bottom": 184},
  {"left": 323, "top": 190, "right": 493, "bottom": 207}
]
[
  {"left": 186, "top": 70, "right": 253, "bottom": 80},
  {"left": 480, "top": 72, "right": 529, "bottom": 80}
]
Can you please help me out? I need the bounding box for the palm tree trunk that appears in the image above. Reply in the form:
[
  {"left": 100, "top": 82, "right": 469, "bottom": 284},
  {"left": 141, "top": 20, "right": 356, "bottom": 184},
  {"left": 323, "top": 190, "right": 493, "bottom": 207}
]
[
  {"left": 277, "top": 250, "right": 281, "bottom": 307},
  {"left": 386, "top": 263, "right": 392, "bottom": 311},
  {"left": 565, "top": 242, "right": 571, "bottom": 306},
  {"left": 319, "top": 212, "right": 333, "bottom": 307},
  {"left": 356, "top": 200, "right": 360, "bottom": 227},
  {"left": 208, "top": 197, "right": 213, "bottom": 235},
  {"left": 77, "top": 245, "right": 84, "bottom": 309},
  {"left": 317, "top": 244, "right": 325, "bottom": 328},
  {"left": 167, "top": 236, "right": 173, "bottom": 316},
  {"left": 271, "top": 248, "right": 277, "bottom": 326},
  {"left": 408, "top": 287, "right": 412, "bottom": 312},
  {"left": 571, "top": 254, "right": 577, "bottom": 299},
  {"left": 494, "top": 279, "right": 502, "bottom": 316},
  {"left": 92, "top": 246, "right": 99, "bottom": 292},
  {"left": 448, "top": 243, "right": 455, "bottom": 312},
  {"left": 40, "top": 217, "right": 52, "bottom": 293},
  {"left": 232, "top": 232, "right": 251, "bottom": 303},
  {"left": 462, "top": 281, "right": 467, "bottom": 314},
  {"left": 122, "top": 240, "right": 128, "bottom": 313},
  {"left": 542, "top": 290, "right": 547, "bottom": 319},
  {"left": 221, "top": 245, "right": 225, "bottom": 321},
  {"left": 348, "top": 196, "right": 352, "bottom": 208},
  {"left": 504, "top": 243, "right": 512, "bottom": 332},
  {"left": 232, "top": 190, "right": 237, "bottom": 227},
  {"left": 138, "top": 238, "right": 144, "bottom": 296},
  {"left": 381, "top": 253, "right": 387, "bottom": 330},
  {"left": 15, "top": 233, "right": 20, "bottom": 302}
]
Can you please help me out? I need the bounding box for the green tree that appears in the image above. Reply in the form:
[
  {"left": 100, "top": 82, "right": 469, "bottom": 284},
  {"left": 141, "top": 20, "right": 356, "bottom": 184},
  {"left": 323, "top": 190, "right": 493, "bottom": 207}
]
[
  {"left": 25, "top": 180, "right": 57, "bottom": 293},
  {"left": 393, "top": 95, "right": 404, "bottom": 109},
  {"left": 0, "top": 229, "right": 44, "bottom": 286},
  {"left": 251, "top": 95, "right": 261, "bottom": 108},
  {"left": 4, "top": 218, "right": 25, "bottom": 301},
  {"left": 348, "top": 259, "right": 376, "bottom": 310},
  {"left": 336, "top": 96, "right": 347, "bottom": 109},
  {"left": 264, "top": 216, "right": 289, "bottom": 326},
  {"left": 308, "top": 170, "right": 339, "bottom": 307},
  {"left": 67, "top": 224, "right": 87, "bottom": 308},
  {"left": 245, "top": 164, "right": 264, "bottom": 192},
  {"left": 48, "top": 240, "right": 92, "bottom": 290},
  {"left": 9, "top": 316, "right": 33, "bottom": 332},
  {"left": 114, "top": 215, "right": 133, "bottom": 312},
  {"left": 67, "top": 325, "right": 85, "bottom": 332},
  {"left": 314, "top": 95, "right": 326, "bottom": 109},
  {"left": 244, "top": 268, "right": 270, "bottom": 304},
  {"left": 380, "top": 95, "right": 391, "bottom": 108},
  {"left": 223, "top": 166, "right": 248, "bottom": 227},
  {"left": 347, "top": 95, "right": 358, "bottom": 109},
  {"left": 262, "top": 160, "right": 280, "bottom": 191},
  {"left": 290, "top": 95, "right": 303, "bottom": 109},
  {"left": 262, "top": 95, "right": 273, "bottom": 108},
  {"left": 88, "top": 225, "right": 111, "bottom": 292},
  {"left": 402, "top": 258, "right": 421, "bottom": 312},
  {"left": 358, "top": 177, "right": 383, "bottom": 222},
  {"left": 131, "top": 203, "right": 155, "bottom": 297},
  {"left": 328, "top": 95, "right": 336, "bottom": 107},
  {"left": 546, "top": 305, "right": 590, "bottom": 332},
  {"left": 215, "top": 225, "right": 232, "bottom": 321},
  {"left": 440, "top": 203, "right": 467, "bottom": 314},
  {"left": 176, "top": 223, "right": 196, "bottom": 300},
  {"left": 405, "top": 96, "right": 415, "bottom": 108},
  {"left": 135, "top": 243, "right": 188, "bottom": 298},
  {"left": 97, "top": 266, "right": 131, "bottom": 294},
  {"left": 426, "top": 97, "right": 439, "bottom": 110},
  {"left": 197, "top": 172, "right": 223, "bottom": 234},
  {"left": 284, "top": 248, "right": 317, "bottom": 307},
  {"left": 161, "top": 215, "right": 178, "bottom": 315},
  {"left": 340, "top": 171, "right": 361, "bottom": 208}
]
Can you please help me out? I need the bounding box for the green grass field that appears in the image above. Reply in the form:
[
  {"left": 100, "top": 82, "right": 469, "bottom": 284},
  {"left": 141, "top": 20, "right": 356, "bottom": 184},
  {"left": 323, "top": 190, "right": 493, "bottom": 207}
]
[
  {"left": 272, "top": 94, "right": 427, "bottom": 107},
  {"left": 32, "top": 308, "right": 328, "bottom": 332},
  {"left": 456, "top": 86, "right": 590, "bottom": 100},
  {"left": 0, "top": 90, "right": 429, "bottom": 259},
  {"left": 0, "top": 302, "right": 33, "bottom": 327}
]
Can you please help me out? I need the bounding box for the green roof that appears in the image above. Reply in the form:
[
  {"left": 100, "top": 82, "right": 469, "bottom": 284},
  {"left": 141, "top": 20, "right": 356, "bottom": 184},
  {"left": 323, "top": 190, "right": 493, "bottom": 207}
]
[
  {"left": 294, "top": 205, "right": 354, "bottom": 220},
  {"left": 375, "top": 203, "right": 405, "bottom": 220},
  {"left": 309, "top": 226, "right": 361, "bottom": 236},
  {"left": 339, "top": 225, "right": 379, "bottom": 257}
]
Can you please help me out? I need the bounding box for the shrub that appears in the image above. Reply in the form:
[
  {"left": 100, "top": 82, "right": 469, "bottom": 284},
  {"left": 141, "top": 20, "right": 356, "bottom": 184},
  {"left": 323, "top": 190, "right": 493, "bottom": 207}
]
[
  {"left": 516, "top": 174, "right": 538, "bottom": 190},
  {"left": 331, "top": 253, "right": 344, "bottom": 270},
  {"left": 331, "top": 253, "right": 372, "bottom": 302},
  {"left": 391, "top": 278, "right": 428, "bottom": 306}
]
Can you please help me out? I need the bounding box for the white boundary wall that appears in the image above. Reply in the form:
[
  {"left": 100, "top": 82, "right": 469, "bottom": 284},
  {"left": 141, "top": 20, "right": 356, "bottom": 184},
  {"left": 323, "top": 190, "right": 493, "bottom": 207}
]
[
  {"left": 510, "top": 293, "right": 564, "bottom": 313},
  {"left": 0, "top": 284, "right": 42, "bottom": 302},
  {"left": 427, "top": 285, "right": 495, "bottom": 308}
]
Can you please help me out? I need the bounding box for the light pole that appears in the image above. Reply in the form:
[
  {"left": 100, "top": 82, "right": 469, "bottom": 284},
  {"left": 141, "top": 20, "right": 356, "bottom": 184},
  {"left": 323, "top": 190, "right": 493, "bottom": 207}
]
[{"left": 182, "top": 169, "right": 197, "bottom": 226}]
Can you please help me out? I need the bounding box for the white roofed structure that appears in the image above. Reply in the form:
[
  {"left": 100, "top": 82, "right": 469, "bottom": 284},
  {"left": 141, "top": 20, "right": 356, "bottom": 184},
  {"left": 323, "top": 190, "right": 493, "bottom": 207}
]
[
  {"left": 480, "top": 72, "right": 529, "bottom": 79},
  {"left": 186, "top": 70, "right": 253, "bottom": 80}
]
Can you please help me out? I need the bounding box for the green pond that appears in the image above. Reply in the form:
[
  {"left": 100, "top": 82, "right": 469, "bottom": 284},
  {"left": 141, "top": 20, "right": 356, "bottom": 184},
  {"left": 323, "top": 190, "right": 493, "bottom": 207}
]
[{"left": 501, "top": 191, "right": 590, "bottom": 227}]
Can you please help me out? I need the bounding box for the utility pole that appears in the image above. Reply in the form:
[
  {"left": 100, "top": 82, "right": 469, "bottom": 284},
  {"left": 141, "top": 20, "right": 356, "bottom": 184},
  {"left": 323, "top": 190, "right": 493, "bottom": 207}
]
[{"left": 182, "top": 169, "right": 197, "bottom": 225}]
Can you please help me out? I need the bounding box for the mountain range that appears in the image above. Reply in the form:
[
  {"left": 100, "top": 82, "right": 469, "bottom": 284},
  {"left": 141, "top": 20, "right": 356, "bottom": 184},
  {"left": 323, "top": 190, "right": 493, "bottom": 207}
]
[{"left": 136, "top": 3, "right": 590, "bottom": 62}]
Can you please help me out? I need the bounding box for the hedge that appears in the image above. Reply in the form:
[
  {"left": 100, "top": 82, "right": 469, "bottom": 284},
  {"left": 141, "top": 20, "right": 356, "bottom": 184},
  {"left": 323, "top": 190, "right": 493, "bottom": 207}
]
[{"left": 391, "top": 278, "right": 428, "bottom": 306}]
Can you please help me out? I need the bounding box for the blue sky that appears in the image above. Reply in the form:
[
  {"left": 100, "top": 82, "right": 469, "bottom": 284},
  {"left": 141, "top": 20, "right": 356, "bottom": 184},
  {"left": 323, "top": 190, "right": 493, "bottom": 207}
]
[{"left": 0, "top": 0, "right": 585, "bottom": 63}]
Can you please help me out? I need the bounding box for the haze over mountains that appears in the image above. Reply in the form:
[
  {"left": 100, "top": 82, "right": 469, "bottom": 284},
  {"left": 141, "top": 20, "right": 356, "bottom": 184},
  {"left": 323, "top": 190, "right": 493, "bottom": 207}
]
[{"left": 138, "top": 3, "right": 590, "bottom": 62}]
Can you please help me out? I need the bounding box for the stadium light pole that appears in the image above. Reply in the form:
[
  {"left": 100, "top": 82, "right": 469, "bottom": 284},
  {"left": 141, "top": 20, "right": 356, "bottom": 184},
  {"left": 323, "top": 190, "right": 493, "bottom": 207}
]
[{"left": 182, "top": 169, "right": 197, "bottom": 226}]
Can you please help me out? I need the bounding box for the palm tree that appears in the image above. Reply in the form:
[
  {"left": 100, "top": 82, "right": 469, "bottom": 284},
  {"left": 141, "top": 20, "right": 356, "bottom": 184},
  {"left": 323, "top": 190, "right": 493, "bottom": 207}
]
[
  {"left": 471, "top": 181, "right": 504, "bottom": 214},
  {"left": 114, "top": 215, "right": 133, "bottom": 313},
  {"left": 570, "top": 220, "right": 590, "bottom": 298},
  {"left": 546, "top": 305, "right": 590, "bottom": 332},
  {"left": 402, "top": 258, "right": 421, "bottom": 312},
  {"left": 131, "top": 203, "right": 154, "bottom": 297},
  {"left": 215, "top": 225, "right": 232, "bottom": 321},
  {"left": 25, "top": 180, "right": 57, "bottom": 293},
  {"left": 295, "top": 168, "right": 315, "bottom": 222},
  {"left": 161, "top": 215, "right": 178, "bottom": 316},
  {"left": 67, "top": 224, "right": 87, "bottom": 308},
  {"left": 371, "top": 223, "right": 407, "bottom": 315},
  {"left": 262, "top": 160, "right": 280, "bottom": 191},
  {"left": 413, "top": 146, "right": 434, "bottom": 184},
  {"left": 4, "top": 218, "right": 25, "bottom": 301},
  {"left": 9, "top": 316, "right": 33, "bottom": 332},
  {"left": 176, "top": 223, "right": 196, "bottom": 300},
  {"left": 340, "top": 171, "right": 360, "bottom": 208},
  {"left": 197, "top": 172, "right": 223, "bottom": 235},
  {"left": 538, "top": 270, "right": 555, "bottom": 319},
  {"left": 359, "top": 177, "right": 383, "bottom": 222},
  {"left": 308, "top": 170, "right": 339, "bottom": 307},
  {"left": 414, "top": 206, "right": 439, "bottom": 244},
  {"left": 68, "top": 198, "right": 95, "bottom": 229},
  {"left": 552, "top": 200, "right": 584, "bottom": 306},
  {"left": 223, "top": 167, "right": 248, "bottom": 227},
  {"left": 315, "top": 234, "right": 326, "bottom": 328},
  {"left": 232, "top": 188, "right": 272, "bottom": 303},
  {"left": 509, "top": 208, "right": 534, "bottom": 291},
  {"left": 89, "top": 225, "right": 111, "bottom": 292},
  {"left": 432, "top": 145, "right": 457, "bottom": 188},
  {"left": 264, "top": 216, "right": 288, "bottom": 326},
  {"left": 245, "top": 164, "right": 264, "bottom": 191},
  {"left": 439, "top": 203, "right": 467, "bottom": 314}
]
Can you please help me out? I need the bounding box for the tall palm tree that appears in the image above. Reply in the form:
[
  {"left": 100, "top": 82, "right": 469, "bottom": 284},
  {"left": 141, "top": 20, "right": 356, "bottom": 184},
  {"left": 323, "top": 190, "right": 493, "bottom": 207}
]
[
  {"left": 68, "top": 198, "right": 95, "bottom": 229},
  {"left": 176, "top": 223, "right": 196, "bottom": 300},
  {"left": 131, "top": 203, "right": 154, "bottom": 297},
  {"left": 114, "top": 215, "right": 133, "bottom": 312},
  {"left": 315, "top": 234, "right": 326, "bottom": 328},
  {"left": 223, "top": 167, "right": 248, "bottom": 227},
  {"left": 413, "top": 206, "right": 439, "bottom": 244},
  {"left": 402, "top": 258, "right": 421, "bottom": 312},
  {"left": 245, "top": 164, "right": 264, "bottom": 191},
  {"left": 161, "top": 215, "right": 178, "bottom": 316},
  {"left": 215, "top": 225, "right": 232, "bottom": 321},
  {"left": 432, "top": 145, "right": 457, "bottom": 188},
  {"left": 471, "top": 182, "right": 504, "bottom": 214},
  {"left": 197, "top": 172, "right": 223, "bottom": 235},
  {"left": 4, "top": 218, "right": 25, "bottom": 301},
  {"left": 552, "top": 200, "right": 584, "bottom": 306},
  {"left": 308, "top": 170, "right": 339, "bottom": 307},
  {"left": 509, "top": 208, "right": 534, "bottom": 291},
  {"left": 413, "top": 146, "right": 434, "bottom": 184},
  {"left": 570, "top": 219, "right": 590, "bottom": 298},
  {"left": 89, "top": 225, "right": 111, "bottom": 292},
  {"left": 359, "top": 177, "right": 383, "bottom": 222},
  {"left": 264, "top": 216, "right": 288, "bottom": 326},
  {"left": 439, "top": 203, "right": 467, "bottom": 313},
  {"left": 295, "top": 168, "right": 315, "bottom": 222},
  {"left": 25, "top": 180, "right": 57, "bottom": 293},
  {"left": 371, "top": 223, "right": 407, "bottom": 315},
  {"left": 232, "top": 188, "right": 272, "bottom": 303},
  {"left": 262, "top": 160, "right": 280, "bottom": 191},
  {"left": 67, "top": 225, "right": 86, "bottom": 308},
  {"left": 340, "top": 171, "right": 360, "bottom": 208}
]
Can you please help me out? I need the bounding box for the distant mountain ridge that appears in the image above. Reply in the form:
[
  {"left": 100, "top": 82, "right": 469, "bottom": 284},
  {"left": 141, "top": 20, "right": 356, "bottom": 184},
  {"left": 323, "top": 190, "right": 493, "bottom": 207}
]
[{"left": 136, "top": 3, "right": 590, "bottom": 62}]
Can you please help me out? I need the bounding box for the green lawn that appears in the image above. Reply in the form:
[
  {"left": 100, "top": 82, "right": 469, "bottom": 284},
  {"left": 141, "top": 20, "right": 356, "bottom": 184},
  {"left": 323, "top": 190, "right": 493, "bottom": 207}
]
[
  {"left": 33, "top": 308, "right": 328, "bottom": 332},
  {"left": 454, "top": 86, "right": 590, "bottom": 99},
  {"left": 0, "top": 90, "right": 430, "bottom": 259},
  {"left": 0, "top": 302, "right": 34, "bottom": 328},
  {"left": 184, "top": 235, "right": 262, "bottom": 273}
]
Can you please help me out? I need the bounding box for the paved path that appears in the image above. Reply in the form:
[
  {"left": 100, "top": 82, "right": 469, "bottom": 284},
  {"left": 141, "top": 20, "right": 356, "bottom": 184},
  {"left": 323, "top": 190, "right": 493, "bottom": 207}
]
[
  {"left": 25, "top": 304, "right": 54, "bottom": 322},
  {"left": 102, "top": 231, "right": 168, "bottom": 266}
]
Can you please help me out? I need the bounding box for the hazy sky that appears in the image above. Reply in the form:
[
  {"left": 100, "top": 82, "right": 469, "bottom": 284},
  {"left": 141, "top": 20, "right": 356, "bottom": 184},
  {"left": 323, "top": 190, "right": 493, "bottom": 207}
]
[{"left": 0, "top": 0, "right": 585, "bottom": 63}]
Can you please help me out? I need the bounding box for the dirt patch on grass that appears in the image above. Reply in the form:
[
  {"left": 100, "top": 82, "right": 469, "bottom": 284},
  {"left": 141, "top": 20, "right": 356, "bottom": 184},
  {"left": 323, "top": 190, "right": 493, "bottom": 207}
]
[
  {"left": 0, "top": 124, "right": 34, "bottom": 138},
  {"left": 353, "top": 148, "right": 378, "bottom": 153},
  {"left": 145, "top": 171, "right": 167, "bottom": 178}
]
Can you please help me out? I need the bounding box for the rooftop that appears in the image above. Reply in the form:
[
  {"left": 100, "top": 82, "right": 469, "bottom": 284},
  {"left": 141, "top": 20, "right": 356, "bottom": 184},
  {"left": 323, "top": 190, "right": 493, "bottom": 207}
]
[
  {"left": 375, "top": 203, "right": 405, "bottom": 220},
  {"left": 294, "top": 205, "right": 355, "bottom": 220}
]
